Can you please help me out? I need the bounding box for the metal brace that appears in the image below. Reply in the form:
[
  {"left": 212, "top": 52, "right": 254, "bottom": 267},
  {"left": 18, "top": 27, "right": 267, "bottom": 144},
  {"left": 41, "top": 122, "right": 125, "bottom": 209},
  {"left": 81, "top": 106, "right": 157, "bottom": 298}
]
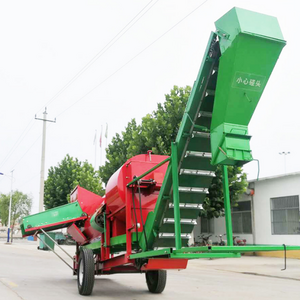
[{"left": 35, "top": 229, "right": 76, "bottom": 273}]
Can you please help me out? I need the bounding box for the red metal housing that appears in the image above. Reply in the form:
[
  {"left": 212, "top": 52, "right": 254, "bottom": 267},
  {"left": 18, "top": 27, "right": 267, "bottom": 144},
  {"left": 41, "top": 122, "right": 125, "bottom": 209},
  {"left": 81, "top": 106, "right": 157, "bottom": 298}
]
[
  {"left": 105, "top": 154, "right": 168, "bottom": 237},
  {"left": 70, "top": 186, "right": 105, "bottom": 241}
]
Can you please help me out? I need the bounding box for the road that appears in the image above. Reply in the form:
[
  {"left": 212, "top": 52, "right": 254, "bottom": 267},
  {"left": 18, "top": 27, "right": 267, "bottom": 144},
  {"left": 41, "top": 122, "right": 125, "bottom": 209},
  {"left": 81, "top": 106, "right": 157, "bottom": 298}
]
[{"left": 1, "top": 239, "right": 300, "bottom": 300}]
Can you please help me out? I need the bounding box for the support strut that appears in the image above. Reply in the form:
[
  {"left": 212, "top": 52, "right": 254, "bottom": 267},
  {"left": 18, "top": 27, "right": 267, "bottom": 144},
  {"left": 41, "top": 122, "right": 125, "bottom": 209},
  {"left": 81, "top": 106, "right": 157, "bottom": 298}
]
[{"left": 222, "top": 165, "right": 233, "bottom": 246}]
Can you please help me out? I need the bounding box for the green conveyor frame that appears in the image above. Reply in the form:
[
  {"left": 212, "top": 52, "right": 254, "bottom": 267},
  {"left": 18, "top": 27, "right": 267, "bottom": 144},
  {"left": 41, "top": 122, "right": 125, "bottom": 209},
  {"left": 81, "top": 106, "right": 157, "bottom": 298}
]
[{"left": 132, "top": 7, "right": 300, "bottom": 257}]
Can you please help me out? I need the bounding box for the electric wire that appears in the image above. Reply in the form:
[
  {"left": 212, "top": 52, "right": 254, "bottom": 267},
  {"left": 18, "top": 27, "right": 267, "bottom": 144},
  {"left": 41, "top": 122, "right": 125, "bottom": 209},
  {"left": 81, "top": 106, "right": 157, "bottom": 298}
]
[
  {"left": 0, "top": 119, "right": 35, "bottom": 169},
  {"left": 1, "top": 1, "right": 159, "bottom": 174},
  {"left": 1, "top": 0, "right": 209, "bottom": 183},
  {"left": 35, "top": 0, "right": 159, "bottom": 115},
  {"left": 56, "top": 0, "right": 210, "bottom": 117},
  {"left": 18, "top": 172, "right": 40, "bottom": 188},
  {"left": 12, "top": 134, "right": 42, "bottom": 169}
]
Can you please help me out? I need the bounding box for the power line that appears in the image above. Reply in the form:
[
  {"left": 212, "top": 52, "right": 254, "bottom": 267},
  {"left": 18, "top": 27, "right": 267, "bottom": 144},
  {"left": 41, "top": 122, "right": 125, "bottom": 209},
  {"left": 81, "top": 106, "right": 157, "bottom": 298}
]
[
  {"left": 0, "top": 119, "right": 35, "bottom": 169},
  {"left": 56, "top": 0, "right": 210, "bottom": 117},
  {"left": 18, "top": 172, "right": 40, "bottom": 188},
  {"left": 12, "top": 134, "right": 42, "bottom": 169},
  {"left": 35, "top": 0, "right": 159, "bottom": 115},
  {"left": 0, "top": 1, "right": 159, "bottom": 174},
  {"left": 1, "top": 0, "right": 209, "bottom": 175}
]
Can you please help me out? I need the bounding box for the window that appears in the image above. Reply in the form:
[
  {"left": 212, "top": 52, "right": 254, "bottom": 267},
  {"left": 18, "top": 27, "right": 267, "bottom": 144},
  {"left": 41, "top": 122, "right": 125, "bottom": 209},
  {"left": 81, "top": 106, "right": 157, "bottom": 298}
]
[
  {"left": 200, "top": 217, "right": 214, "bottom": 233},
  {"left": 232, "top": 201, "right": 252, "bottom": 234},
  {"left": 271, "top": 196, "right": 300, "bottom": 235}
]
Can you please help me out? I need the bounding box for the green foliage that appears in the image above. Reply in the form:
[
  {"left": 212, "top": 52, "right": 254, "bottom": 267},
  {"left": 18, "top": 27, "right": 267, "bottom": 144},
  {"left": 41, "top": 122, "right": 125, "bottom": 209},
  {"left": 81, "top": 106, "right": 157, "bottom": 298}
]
[
  {"left": 201, "top": 166, "right": 248, "bottom": 219},
  {"left": 0, "top": 191, "right": 32, "bottom": 226},
  {"left": 99, "top": 120, "right": 143, "bottom": 185},
  {"left": 100, "top": 86, "right": 191, "bottom": 183},
  {"left": 99, "top": 85, "right": 248, "bottom": 217},
  {"left": 44, "top": 154, "right": 104, "bottom": 209}
]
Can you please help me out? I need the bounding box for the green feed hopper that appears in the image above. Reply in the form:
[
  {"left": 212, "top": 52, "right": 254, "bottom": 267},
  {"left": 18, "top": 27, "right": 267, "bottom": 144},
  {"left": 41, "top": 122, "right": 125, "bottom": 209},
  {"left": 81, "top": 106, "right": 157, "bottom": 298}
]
[{"left": 210, "top": 7, "right": 286, "bottom": 166}]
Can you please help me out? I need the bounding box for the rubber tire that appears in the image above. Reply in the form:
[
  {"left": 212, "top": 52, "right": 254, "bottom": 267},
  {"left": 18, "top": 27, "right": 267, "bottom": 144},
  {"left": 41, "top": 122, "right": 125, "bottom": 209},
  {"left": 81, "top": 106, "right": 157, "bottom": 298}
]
[
  {"left": 77, "top": 248, "right": 95, "bottom": 296},
  {"left": 145, "top": 270, "right": 167, "bottom": 294}
]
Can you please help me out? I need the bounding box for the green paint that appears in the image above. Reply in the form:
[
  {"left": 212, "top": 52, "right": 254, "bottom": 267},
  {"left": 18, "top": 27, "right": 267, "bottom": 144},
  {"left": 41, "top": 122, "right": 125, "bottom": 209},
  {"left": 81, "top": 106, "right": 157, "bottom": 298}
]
[
  {"left": 173, "top": 245, "right": 300, "bottom": 254},
  {"left": 171, "top": 253, "right": 241, "bottom": 259},
  {"left": 208, "top": 245, "right": 300, "bottom": 253},
  {"left": 90, "top": 211, "right": 104, "bottom": 233},
  {"left": 21, "top": 201, "right": 85, "bottom": 236},
  {"left": 110, "top": 232, "right": 141, "bottom": 247},
  {"left": 173, "top": 246, "right": 210, "bottom": 254},
  {"left": 222, "top": 165, "right": 233, "bottom": 246},
  {"left": 140, "top": 32, "right": 219, "bottom": 251},
  {"left": 211, "top": 7, "right": 286, "bottom": 166},
  {"left": 82, "top": 241, "right": 101, "bottom": 250},
  {"left": 130, "top": 248, "right": 172, "bottom": 259},
  {"left": 232, "top": 72, "right": 266, "bottom": 92},
  {"left": 171, "top": 142, "right": 182, "bottom": 250},
  {"left": 215, "top": 7, "right": 284, "bottom": 54},
  {"left": 210, "top": 123, "right": 252, "bottom": 166}
]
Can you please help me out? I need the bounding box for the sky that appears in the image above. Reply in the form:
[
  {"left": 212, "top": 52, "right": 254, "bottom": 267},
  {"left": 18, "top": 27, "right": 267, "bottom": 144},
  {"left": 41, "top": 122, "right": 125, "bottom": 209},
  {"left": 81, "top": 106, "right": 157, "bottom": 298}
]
[{"left": 0, "top": 0, "right": 299, "bottom": 214}]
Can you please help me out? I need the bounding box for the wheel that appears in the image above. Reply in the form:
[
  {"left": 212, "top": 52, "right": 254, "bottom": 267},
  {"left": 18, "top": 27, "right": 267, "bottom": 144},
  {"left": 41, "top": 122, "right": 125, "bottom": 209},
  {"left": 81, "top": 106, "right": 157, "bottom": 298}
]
[
  {"left": 77, "top": 248, "right": 95, "bottom": 295},
  {"left": 145, "top": 270, "right": 167, "bottom": 294}
]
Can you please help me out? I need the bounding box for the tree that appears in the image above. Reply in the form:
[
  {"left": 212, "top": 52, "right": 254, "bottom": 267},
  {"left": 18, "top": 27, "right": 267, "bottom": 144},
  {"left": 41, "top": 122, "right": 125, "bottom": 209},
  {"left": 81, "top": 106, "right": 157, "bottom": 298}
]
[
  {"left": 100, "top": 86, "right": 191, "bottom": 183},
  {"left": 202, "top": 166, "right": 248, "bottom": 218},
  {"left": 99, "top": 120, "right": 143, "bottom": 184},
  {"left": 99, "top": 85, "right": 248, "bottom": 217},
  {"left": 44, "top": 154, "right": 105, "bottom": 209},
  {"left": 0, "top": 191, "right": 32, "bottom": 227}
]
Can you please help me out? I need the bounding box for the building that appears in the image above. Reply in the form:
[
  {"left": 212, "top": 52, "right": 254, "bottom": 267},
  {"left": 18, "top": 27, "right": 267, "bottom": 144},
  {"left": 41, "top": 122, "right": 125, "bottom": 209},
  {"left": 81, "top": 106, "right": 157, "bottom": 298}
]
[{"left": 193, "top": 172, "right": 300, "bottom": 257}]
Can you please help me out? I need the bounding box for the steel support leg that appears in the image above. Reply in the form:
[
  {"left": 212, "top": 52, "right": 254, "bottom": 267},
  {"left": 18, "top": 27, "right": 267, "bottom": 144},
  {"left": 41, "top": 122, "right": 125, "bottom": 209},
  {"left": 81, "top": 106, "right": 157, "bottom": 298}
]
[
  {"left": 222, "top": 165, "right": 233, "bottom": 246},
  {"left": 171, "top": 142, "right": 182, "bottom": 250}
]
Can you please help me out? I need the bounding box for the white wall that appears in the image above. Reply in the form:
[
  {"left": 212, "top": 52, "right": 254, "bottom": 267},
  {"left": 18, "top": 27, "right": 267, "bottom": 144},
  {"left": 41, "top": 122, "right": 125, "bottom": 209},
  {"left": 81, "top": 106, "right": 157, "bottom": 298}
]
[
  {"left": 195, "top": 212, "right": 254, "bottom": 245},
  {"left": 253, "top": 174, "right": 300, "bottom": 245},
  {"left": 193, "top": 174, "right": 300, "bottom": 246},
  {"left": 212, "top": 211, "right": 254, "bottom": 245}
]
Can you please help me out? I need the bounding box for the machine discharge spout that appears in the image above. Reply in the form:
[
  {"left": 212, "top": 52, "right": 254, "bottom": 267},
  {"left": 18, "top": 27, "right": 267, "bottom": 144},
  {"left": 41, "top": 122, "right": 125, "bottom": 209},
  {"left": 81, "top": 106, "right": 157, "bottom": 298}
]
[{"left": 210, "top": 7, "right": 286, "bottom": 166}]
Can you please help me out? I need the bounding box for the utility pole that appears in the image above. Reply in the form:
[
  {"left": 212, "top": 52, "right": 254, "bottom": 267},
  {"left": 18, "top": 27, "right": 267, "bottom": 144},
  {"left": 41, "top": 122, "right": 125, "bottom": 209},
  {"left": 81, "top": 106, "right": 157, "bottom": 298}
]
[
  {"left": 7, "top": 170, "right": 14, "bottom": 243},
  {"left": 35, "top": 108, "right": 56, "bottom": 212},
  {"left": 0, "top": 171, "right": 13, "bottom": 243}
]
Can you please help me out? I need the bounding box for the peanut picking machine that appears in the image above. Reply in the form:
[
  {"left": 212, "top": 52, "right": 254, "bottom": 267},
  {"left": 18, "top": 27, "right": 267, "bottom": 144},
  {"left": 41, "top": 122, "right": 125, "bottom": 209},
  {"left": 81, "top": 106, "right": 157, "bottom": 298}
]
[{"left": 21, "top": 8, "right": 300, "bottom": 295}]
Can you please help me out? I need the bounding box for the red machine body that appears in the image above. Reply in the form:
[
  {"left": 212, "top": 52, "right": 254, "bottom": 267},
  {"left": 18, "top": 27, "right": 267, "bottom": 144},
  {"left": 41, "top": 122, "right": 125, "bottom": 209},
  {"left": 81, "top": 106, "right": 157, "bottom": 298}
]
[
  {"left": 105, "top": 153, "right": 168, "bottom": 237},
  {"left": 68, "top": 153, "right": 169, "bottom": 242},
  {"left": 70, "top": 186, "right": 105, "bottom": 241}
]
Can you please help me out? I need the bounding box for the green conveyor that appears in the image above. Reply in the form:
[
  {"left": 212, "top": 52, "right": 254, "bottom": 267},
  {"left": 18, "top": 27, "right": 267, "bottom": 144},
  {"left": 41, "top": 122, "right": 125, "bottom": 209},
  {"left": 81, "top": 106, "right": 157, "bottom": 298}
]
[
  {"left": 21, "top": 201, "right": 86, "bottom": 236},
  {"left": 140, "top": 7, "right": 286, "bottom": 251}
]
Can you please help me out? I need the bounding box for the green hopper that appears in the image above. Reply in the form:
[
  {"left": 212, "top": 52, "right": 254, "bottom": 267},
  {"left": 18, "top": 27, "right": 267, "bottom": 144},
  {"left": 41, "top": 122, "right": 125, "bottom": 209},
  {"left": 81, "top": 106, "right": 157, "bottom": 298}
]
[{"left": 210, "top": 7, "right": 286, "bottom": 166}]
